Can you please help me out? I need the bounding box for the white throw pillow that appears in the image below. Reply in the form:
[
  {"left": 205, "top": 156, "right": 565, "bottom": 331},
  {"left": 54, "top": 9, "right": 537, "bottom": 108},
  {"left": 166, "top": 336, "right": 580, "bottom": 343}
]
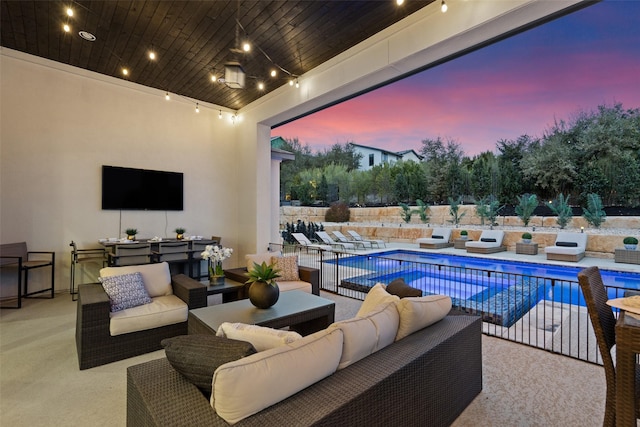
[
  {"left": 395, "top": 295, "right": 452, "bottom": 341},
  {"left": 329, "top": 300, "right": 399, "bottom": 369},
  {"left": 245, "top": 251, "right": 282, "bottom": 272},
  {"left": 100, "top": 262, "right": 172, "bottom": 298},
  {"left": 356, "top": 283, "right": 399, "bottom": 317},
  {"left": 212, "top": 328, "right": 343, "bottom": 424},
  {"left": 215, "top": 322, "right": 302, "bottom": 352}
]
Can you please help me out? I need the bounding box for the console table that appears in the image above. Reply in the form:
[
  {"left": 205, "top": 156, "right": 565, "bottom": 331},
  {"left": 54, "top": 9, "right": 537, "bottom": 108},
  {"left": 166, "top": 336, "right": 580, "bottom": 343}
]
[{"left": 188, "top": 291, "right": 335, "bottom": 336}]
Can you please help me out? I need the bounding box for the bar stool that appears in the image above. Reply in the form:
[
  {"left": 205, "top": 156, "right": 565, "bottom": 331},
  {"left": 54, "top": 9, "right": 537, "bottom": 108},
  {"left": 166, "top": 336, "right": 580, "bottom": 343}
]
[{"left": 69, "top": 241, "right": 107, "bottom": 301}]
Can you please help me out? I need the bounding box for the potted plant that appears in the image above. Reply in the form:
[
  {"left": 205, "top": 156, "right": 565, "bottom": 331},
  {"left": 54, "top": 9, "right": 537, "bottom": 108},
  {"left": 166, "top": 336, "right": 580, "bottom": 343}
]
[
  {"left": 201, "top": 245, "right": 233, "bottom": 285},
  {"left": 623, "top": 236, "right": 638, "bottom": 251},
  {"left": 174, "top": 227, "right": 186, "bottom": 240},
  {"left": 460, "top": 230, "right": 468, "bottom": 241},
  {"left": 522, "top": 232, "right": 532, "bottom": 244},
  {"left": 245, "top": 261, "right": 281, "bottom": 309},
  {"left": 125, "top": 228, "right": 138, "bottom": 240}
]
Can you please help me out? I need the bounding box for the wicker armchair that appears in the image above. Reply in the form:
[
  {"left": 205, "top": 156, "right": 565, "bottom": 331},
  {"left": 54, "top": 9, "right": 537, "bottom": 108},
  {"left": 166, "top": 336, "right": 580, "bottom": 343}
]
[
  {"left": 76, "top": 273, "right": 207, "bottom": 370},
  {"left": 577, "top": 266, "right": 640, "bottom": 426}
]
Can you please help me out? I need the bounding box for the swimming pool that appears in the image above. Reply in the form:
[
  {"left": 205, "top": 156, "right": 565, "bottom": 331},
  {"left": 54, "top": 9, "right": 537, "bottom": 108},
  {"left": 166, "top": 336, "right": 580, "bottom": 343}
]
[{"left": 325, "top": 250, "right": 640, "bottom": 325}]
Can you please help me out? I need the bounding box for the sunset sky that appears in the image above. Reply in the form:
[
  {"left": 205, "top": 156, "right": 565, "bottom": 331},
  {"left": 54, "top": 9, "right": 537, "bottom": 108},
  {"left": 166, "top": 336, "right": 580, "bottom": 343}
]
[{"left": 272, "top": 1, "right": 640, "bottom": 157}]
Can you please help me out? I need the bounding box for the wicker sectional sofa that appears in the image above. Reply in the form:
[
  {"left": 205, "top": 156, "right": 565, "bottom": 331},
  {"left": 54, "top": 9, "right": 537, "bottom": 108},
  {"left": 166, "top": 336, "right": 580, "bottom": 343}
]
[{"left": 127, "top": 314, "right": 482, "bottom": 426}]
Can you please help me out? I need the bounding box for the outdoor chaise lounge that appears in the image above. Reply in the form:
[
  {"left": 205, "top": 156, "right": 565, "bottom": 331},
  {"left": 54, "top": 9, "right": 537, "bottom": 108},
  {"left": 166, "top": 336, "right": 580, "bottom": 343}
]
[
  {"left": 416, "top": 228, "right": 453, "bottom": 249},
  {"left": 291, "top": 233, "right": 332, "bottom": 252},
  {"left": 545, "top": 232, "right": 587, "bottom": 262},
  {"left": 465, "top": 230, "right": 506, "bottom": 254},
  {"left": 347, "top": 230, "right": 386, "bottom": 248},
  {"left": 332, "top": 230, "right": 372, "bottom": 249},
  {"left": 316, "top": 231, "right": 355, "bottom": 251}
]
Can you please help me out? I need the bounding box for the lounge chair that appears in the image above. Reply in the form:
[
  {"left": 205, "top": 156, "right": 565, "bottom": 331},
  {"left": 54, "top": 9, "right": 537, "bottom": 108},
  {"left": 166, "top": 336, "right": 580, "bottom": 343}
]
[
  {"left": 316, "top": 231, "right": 355, "bottom": 251},
  {"left": 416, "top": 228, "right": 453, "bottom": 249},
  {"left": 347, "top": 230, "right": 386, "bottom": 248},
  {"left": 291, "top": 233, "right": 332, "bottom": 252},
  {"left": 546, "top": 232, "right": 587, "bottom": 262},
  {"left": 465, "top": 230, "right": 506, "bottom": 254},
  {"left": 332, "top": 230, "right": 372, "bottom": 249}
]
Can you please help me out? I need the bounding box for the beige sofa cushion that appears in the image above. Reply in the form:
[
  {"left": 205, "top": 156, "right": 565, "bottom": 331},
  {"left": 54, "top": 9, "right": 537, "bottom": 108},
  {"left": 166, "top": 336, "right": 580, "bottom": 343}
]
[
  {"left": 215, "top": 322, "right": 302, "bottom": 352},
  {"left": 245, "top": 251, "right": 281, "bottom": 272},
  {"left": 395, "top": 295, "right": 452, "bottom": 341},
  {"left": 212, "top": 327, "right": 343, "bottom": 424},
  {"left": 356, "top": 283, "right": 399, "bottom": 317},
  {"left": 109, "top": 295, "right": 187, "bottom": 336},
  {"left": 100, "top": 262, "right": 172, "bottom": 298},
  {"left": 276, "top": 280, "right": 312, "bottom": 293},
  {"left": 329, "top": 300, "right": 399, "bottom": 369}
]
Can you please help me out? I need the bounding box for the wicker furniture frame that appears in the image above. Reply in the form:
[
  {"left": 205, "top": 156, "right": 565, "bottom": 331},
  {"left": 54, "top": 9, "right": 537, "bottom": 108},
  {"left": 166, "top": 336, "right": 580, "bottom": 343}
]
[
  {"left": 578, "top": 266, "right": 640, "bottom": 427},
  {"left": 615, "top": 249, "right": 640, "bottom": 265},
  {"left": 76, "top": 274, "right": 207, "bottom": 370},
  {"left": 127, "top": 315, "right": 482, "bottom": 426},
  {"left": 466, "top": 245, "right": 507, "bottom": 254},
  {"left": 516, "top": 242, "right": 538, "bottom": 255},
  {"left": 418, "top": 241, "right": 454, "bottom": 249}
]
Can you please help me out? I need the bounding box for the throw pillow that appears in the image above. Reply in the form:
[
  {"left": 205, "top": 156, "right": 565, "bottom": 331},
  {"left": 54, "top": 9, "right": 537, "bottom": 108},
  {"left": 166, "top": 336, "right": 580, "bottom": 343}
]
[
  {"left": 386, "top": 278, "right": 423, "bottom": 298},
  {"left": 99, "top": 272, "right": 152, "bottom": 312},
  {"left": 356, "top": 283, "right": 399, "bottom": 317},
  {"left": 271, "top": 255, "right": 300, "bottom": 281},
  {"left": 480, "top": 238, "right": 497, "bottom": 242},
  {"left": 216, "top": 322, "right": 302, "bottom": 351},
  {"left": 395, "top": 295, "right": 452, "bottom": 341},
  {"left": 431, "top": 235, "right": 443, "bottom": 239},
  {"left": 245, "top": 251, "right": 281, "bottom": 272},
  {"left": 161, "top": 335, "right": 257, "bottom": 394},
  {"left": 556, "top": 241, "right": 578, "bottom": 247}
]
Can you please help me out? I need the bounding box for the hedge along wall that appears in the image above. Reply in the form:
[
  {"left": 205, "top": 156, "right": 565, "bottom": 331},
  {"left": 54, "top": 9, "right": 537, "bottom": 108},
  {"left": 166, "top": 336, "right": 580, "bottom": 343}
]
[{"left": 280, "top": 206, "right": 640, "bottom": 258}]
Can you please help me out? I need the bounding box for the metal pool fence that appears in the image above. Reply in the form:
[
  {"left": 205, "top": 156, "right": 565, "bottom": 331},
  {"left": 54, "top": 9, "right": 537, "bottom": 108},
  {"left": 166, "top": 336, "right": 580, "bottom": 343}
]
[{"left": 270, "top": 243, "right": 635, "bottom": 365}]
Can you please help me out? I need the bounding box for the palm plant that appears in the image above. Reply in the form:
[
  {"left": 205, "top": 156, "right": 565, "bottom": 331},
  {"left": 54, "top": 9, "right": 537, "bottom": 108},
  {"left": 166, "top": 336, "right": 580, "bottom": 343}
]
[
  {"left": 415, "top": 199, "right": 430, "bottom": 223},
  {"left": 245, "top": 262, "right": 281, "bottom": 287},
  {"left": 582, "top": 193, "right": 606, "bottom": 228},
  {"left": 448, "top": 196, "right": 466, "bottom": 228},
  {"left": 399, "top": 203, "right": 413, "bottom": 223},
  {"left": 547, "top": 194, "right": 573, "bottom": 229},
  {"left": 515, "top": 194, "right": 538, "bottom": 227}
]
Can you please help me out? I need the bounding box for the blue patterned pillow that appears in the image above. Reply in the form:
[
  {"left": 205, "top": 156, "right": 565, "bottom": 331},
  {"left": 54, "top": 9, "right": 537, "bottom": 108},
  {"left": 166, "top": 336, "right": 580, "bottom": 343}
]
[{"left": 100, "top": 272, "right": 152, "bottom": 312}]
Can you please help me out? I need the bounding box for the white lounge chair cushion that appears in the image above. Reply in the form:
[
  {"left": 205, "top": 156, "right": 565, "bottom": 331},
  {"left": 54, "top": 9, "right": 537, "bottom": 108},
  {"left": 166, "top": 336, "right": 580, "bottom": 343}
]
[
  {"left": 329, "top": 300, "right": 399, "bottom": 369},
  {"left": 546, "top": 232, "right": 588, "bottom": 253},
  {"left": 100, "top": 262, "right": 173, "bottom": 298},
  {"left": 212, "top": 328, "right": 343, "bottom": 424},
  {"left": 109, "top": 294, "right": 187, "bottom": 336},
  {"left": 465, "top": 230, "right": 505, "bottom": 249}
]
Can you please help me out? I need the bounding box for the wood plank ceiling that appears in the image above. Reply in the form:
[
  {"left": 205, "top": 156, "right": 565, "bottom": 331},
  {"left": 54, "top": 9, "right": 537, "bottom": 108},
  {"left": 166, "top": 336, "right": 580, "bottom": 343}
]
[{"left": 1, "top": 1, "right": 434, "bottom": 110}]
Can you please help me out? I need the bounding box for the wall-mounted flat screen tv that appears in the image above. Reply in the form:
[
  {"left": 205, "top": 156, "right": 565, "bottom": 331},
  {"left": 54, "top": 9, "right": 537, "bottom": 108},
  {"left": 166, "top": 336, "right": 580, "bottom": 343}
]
[{"left": 102, "top": 165, "right": 184, "bottom": 211}]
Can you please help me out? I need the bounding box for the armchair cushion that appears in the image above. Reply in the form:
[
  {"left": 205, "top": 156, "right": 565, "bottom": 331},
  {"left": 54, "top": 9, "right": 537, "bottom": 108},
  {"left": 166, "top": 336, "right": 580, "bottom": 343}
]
[
  {"left": 109, "top": 295, "right": 188, "bottom": 336},
  {"left": 161, "top": 335, "right": 257, "bottom": 394},
  {"left": 271, "top": 255, "right": 300, "bottom": 281},
  {"left": 99, "top": 272, "right": 151, "bottom": 312},
  {"left": 100, "top": 262, "right": 172, "bottom": 298},
  {"left": 245, "top": 251, "right": 281, "bottom": 272}
]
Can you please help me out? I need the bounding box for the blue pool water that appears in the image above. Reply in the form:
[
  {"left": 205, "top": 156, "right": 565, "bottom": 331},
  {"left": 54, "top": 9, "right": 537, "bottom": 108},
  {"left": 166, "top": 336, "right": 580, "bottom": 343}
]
[{"left": 326, "top": 250, "right": 640, "bottom": 308}]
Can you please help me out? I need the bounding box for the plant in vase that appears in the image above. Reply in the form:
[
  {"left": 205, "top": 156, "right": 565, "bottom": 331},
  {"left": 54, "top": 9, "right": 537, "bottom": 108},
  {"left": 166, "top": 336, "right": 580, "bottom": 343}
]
[
  {"left": 174, "top": 227, "right": 186, "bottom": 240},
  {"left": 201, "top": 245, "right": 233, "bottom": 285},
  {"left": 522, "top": 232, "right": 532, "bottom": 244},
  {"left": 125, "top": 228, "right": 138, "bottom": 240},
  {"left": 460, "top": 230, "right": 468, "bottom": 240},
  {"left": 623, "top": 236, "right": 638, "bottom": 251},
  {"left": 245, "top": 261, "right": 281, "bottom": 309}
]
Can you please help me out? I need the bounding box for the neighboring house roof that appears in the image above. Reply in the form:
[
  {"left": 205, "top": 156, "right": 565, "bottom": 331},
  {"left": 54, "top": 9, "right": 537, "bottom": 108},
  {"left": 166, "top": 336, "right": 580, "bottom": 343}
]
[
  {"left": 271, "top": 137, "right": 295, "bottom": 161},
  {"left": 349, "top": 143, "right": 423, "bottom": 162}
]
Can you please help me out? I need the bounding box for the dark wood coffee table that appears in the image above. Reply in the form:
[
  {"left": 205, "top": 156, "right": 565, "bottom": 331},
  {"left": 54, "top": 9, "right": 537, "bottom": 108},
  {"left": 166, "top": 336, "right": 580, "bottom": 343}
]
[{"left": 188, "top": 291, "right": 335, "bottom": 336}]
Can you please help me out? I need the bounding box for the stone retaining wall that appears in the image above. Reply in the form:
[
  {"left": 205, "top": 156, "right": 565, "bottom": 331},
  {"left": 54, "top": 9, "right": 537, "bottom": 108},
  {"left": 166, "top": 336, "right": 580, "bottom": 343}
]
[{"left": 280, "top": 206, "right": 640, "bottom": 258}]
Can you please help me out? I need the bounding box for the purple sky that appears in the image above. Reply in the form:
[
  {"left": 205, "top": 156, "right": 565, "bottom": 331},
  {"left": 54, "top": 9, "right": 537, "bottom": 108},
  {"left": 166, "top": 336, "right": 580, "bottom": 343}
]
[{"left": 273, "top": 1, "right": 640, "bottom": 157}]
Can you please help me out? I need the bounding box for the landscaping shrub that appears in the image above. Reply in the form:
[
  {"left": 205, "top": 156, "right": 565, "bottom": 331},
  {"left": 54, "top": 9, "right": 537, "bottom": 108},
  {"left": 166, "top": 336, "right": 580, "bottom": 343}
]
[{"left": 325, "top": 202, "right": 350, "bottom": 222}]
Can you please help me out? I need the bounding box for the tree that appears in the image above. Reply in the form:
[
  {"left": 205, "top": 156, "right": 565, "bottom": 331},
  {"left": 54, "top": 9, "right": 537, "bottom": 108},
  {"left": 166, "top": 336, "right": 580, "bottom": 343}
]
[
  {"left": 582, "top": 193, "right": 606, "bottom": 228},
  {"left": 496, "top": 136, "right": 535, "bottom": 203},
  {"left": 317, "top": 174, "right": 329, "bottom": 204},
  {"left": 394, "top": 173, "right": 410, "bottom": 203},
  {"left": 470, "top": 152, "right": 497, "bottom": 199},
  {"left": 547, "top": 194, "right": 573, "bottom": 229},
  {"left": 515, "top": 193, "right": 538, "bottom": 227}
]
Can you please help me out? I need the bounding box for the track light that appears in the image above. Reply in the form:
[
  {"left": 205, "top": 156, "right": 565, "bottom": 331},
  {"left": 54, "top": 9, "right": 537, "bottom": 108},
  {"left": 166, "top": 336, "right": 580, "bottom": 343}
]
[
  {"left": 165, "top": 92, "right": 170, "bottom": 100},
  {"left": 218, "top": 110, "right": 222, "bottom": 119},
  {"left": 441, "top": 0, "right": 447, "bottom": 13},
  {"left": 195, "top": 103, "right": 200, "bottom": 113}
]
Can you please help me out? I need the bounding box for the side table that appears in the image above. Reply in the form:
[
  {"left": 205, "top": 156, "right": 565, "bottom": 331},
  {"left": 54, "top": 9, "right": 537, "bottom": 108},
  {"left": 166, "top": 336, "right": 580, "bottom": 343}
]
[
  {"left": 454, "top": 239, "right": 470, "bottom": 249},
  {"left": 615, "top": 249, "right": 640, "bottom": 265},
  {"left": 516, "top": 242, "right": 538, "bottom": 255},
  {"left": 202, "top": 277, "right": 246, "bottom": 304}
]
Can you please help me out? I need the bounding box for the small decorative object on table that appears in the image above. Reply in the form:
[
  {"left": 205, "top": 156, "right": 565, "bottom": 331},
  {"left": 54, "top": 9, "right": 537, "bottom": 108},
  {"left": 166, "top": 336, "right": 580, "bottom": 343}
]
[
  {"left": 125, "top": 228, "right": 138, "bottom": 241},
  {"left": 521, "top": 232, "right": 532, "bottom": 244},
  {"left": 174, "top": 227, "right": 186, "bottom": 240},
  {"left": 245, "top": 261, "right": 281, "bottom": 309},
  {"left": 460, "top": 230, "right": 468, "bottom": 240},
  {"left": 623, "top": 236, "right": 638, "bottom": 251},
  {"left": 201, "top": 245, "right": 233, "bottom": 286}
]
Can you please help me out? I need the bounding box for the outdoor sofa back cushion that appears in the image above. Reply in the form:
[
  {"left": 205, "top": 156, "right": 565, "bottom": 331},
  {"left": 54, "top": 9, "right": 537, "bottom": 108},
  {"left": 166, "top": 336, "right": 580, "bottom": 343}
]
[
  {"left": 245, "top": 251, "right": 282, "bottom": 272},
  {"left": 395, "top": 295, "right": 452, "bottom": 341},
  {"left": 216, "top": 322, "right": 302, "bottom": 352},
  {"left": 100, "top": 262, "right": 172, "bottom": 298},
  {"left": 356, "top": 283, "right": 399, "bottom": 317},
  {"left": 212, "top": 327, "right": 343, "bottom": 424}
]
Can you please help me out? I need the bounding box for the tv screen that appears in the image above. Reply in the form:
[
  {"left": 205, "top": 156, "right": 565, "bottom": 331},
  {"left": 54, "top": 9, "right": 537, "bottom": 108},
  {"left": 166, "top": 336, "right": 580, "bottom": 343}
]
[{"left": 102, "top": 165, "right": 184, "bottom": 211}]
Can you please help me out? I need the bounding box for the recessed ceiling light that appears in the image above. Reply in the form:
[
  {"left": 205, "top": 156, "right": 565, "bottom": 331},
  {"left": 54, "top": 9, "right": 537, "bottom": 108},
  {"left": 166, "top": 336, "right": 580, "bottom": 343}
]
[
  {"left": 149, "top": 51, "right": 156, "bottom": 60},
  {"left": 66, "top": 8, "right": 74, "bottom": 17},
  {"left": 63, "top": 24, "right": 71, "bottom": 33},
  {"left": 79, "top": 31, "right": 96, "bottom": 41}
]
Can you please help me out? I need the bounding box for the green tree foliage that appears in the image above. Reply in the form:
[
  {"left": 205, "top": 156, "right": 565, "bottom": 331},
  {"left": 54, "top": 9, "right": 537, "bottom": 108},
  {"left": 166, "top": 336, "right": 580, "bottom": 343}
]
[
  {"left": 547, "top": 194, "right": 573, "bottom": 229},
  {"left": 325, "top": 201, "right": 351, "bottom": 222},
  {"left": 470, "top": 152, "right": 497, "bottom": 199},
  {"left": 496, "top": 136, "right": 536, "bottom": 203},
  {"left": 351, "top": 170, "right": 372, "bottom": 205},
  {"left": 394, "top": 173, "right": 410, "bottom": 203},
  {"left": 420, "top": 137, "right": 465, "bottom": 204},
  {"left": 582, "top": 193, "right": 606, "bottom": 228},
  {"left": 317, "top": 174, "right": 329, "bottom": 203},
  {"left": 515, "top": 193, "right": 538, "bottom": 226}
]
